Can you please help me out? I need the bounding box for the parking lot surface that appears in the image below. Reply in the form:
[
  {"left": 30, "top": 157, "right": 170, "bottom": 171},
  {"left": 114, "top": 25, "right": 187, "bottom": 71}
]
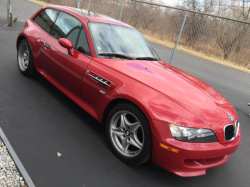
[{"left": 0, "top": 1, "right": 250, "bottom": 186}]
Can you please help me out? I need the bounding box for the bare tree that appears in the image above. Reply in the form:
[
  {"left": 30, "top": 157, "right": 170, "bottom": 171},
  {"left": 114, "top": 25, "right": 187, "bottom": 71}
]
[
  {"left": 216, "top": 0, "right": 250, "bottom": 60},
  {"left": 181, "top": 0, "right": 214, "bottom": 46}
]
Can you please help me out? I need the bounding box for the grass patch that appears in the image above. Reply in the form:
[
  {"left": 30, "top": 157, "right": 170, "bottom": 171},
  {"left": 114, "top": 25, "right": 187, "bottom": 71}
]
[{"left": 28, "top": 0, "right": 49, "bottom": 6}]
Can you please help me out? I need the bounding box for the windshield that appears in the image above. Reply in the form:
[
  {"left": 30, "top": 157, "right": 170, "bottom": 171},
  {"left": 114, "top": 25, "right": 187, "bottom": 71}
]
[{"left": 88, "top": 22, "right": 159, "bottom": 60}]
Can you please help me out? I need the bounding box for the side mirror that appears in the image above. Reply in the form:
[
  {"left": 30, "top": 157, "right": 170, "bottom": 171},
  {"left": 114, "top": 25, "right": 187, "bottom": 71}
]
[{"left": 59, "top": 38, "right": 74, "bottom": 56}]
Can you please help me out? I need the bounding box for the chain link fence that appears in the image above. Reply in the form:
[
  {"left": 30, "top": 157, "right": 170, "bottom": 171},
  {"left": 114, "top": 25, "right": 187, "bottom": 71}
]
[{"left": 1, "top": 0, "right": 250, "bottom": 114}]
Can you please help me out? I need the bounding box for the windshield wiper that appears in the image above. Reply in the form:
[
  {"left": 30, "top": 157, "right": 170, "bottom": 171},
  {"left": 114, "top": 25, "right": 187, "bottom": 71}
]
[
  {"left": 98, "top": 53, "right": 134, "bottom": 60},
  {"left": 135, "top": 57, "right": 158, "bottom": 61}
]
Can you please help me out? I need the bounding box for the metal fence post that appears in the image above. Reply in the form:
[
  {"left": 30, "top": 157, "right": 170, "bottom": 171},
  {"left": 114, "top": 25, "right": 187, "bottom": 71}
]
[
  {"left": 76, "top": 0, "right": 81, "bottom": 8},
  {"left": 7, "top": 0, "right": 11, "bottom": 24},
  {"left": 119, "top": 0, "right": 125, "bottom": 21},
  {"left": 170, "top": 11, "right": 188, "bottom": 64}
]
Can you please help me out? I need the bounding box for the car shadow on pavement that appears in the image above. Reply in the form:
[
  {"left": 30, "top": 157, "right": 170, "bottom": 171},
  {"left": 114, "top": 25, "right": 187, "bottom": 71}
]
[{"left": 33, "top": 73, "right": 107, "bottom": 143}]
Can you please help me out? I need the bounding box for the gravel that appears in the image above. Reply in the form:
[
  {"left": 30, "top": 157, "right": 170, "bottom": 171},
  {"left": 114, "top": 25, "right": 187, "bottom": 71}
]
[{"left": 0, "top": 139, "right": 27, "bottom": 187}]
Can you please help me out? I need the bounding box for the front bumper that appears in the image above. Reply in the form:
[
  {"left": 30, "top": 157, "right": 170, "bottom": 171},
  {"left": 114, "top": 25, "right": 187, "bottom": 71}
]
[{"left": 151, "top": 119, "right": 241, "bottom": 177}]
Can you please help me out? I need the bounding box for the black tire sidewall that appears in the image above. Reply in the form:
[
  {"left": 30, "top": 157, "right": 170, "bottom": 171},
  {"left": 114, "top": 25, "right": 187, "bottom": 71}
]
[
  {"left": 17, "top": 39, "right": 35, "bottom": 76},
  {"left": 106, "top": 102, "right": 152, "bottom": 165}
]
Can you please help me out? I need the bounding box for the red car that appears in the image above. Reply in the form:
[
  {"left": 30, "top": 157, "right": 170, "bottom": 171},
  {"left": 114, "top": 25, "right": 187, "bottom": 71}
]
[{"left": 16, "top": 5, "right": 241, "bottom": 177}]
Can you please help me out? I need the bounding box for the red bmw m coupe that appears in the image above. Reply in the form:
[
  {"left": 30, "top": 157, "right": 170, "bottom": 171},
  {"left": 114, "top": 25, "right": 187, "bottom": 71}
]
[{"left": 16, "top": 5, "right": 241, "bottom": 177}]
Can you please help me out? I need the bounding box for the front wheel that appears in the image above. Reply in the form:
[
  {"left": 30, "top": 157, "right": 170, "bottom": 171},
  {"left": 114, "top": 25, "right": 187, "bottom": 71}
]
[
  {"left": 17, "top": 39, "right": 36, "bottom": 76},
  {"left": 106, "top": 102, "right": 152, "bottom": 165}
]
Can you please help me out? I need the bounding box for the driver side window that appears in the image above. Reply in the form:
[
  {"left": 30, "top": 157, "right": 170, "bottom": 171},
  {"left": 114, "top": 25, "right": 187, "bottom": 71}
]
[
  {"left": 76, "top": 28, "right": 91, "bottom": 56},
  {"left": 51, "top": 12, "right": 81, "bottom": 48}
]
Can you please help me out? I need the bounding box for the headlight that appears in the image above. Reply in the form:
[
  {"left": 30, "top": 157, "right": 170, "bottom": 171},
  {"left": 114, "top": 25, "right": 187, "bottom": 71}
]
[{"left": 169, "top": 124, "right": 218, "bottom": 142}]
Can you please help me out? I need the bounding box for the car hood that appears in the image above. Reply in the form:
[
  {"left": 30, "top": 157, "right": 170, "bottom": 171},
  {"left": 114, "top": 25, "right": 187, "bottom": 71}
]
[{"left": 97, "top": 59, "right": 237, "bottom": 126}]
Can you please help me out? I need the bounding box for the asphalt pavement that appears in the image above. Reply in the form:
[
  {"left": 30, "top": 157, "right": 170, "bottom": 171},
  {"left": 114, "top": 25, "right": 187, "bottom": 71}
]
[{"left": 0, "top": 0, "right": 250, "bottom": 186}]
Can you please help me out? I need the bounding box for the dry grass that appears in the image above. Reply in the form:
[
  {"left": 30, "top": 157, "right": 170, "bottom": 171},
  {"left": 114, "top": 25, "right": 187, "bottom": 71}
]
[{"left": 29, "top": 0, "right": 49, "bottom": 5}]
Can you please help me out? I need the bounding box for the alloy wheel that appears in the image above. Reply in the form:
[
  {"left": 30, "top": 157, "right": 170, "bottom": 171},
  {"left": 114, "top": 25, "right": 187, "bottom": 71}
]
[
  {"left": 109, "top": 110, "right": 144, "bottom": 158},
  {"left": 18, "top": 43, "right": 29, "bottom": 71}
]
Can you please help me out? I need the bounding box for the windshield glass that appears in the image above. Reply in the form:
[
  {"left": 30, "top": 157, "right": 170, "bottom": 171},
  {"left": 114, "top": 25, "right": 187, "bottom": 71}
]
[{"left": 89, "top": 22, "right": 159, "bottom": 59}]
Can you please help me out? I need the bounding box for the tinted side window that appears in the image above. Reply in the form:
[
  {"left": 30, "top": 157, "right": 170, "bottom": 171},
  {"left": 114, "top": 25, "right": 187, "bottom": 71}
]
[
  {"left": 51, "top": 12, "right": 81, "bottom": 47},
  {"left": 76, "top": 29, "right": 91, "bottom": 56},
  {"left": 33, "top": 9, "right": 58, "bottom": 33}
]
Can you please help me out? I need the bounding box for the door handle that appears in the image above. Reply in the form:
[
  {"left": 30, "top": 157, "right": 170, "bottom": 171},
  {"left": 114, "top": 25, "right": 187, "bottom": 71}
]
[{"left": 44, "top": 43, "right": 50, "bottom": 49}]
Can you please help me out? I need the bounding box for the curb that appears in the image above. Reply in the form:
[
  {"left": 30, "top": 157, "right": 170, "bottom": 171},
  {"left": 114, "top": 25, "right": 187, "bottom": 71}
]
[{"left": 0, "top": 128, "right": 35, "bottom": 187}]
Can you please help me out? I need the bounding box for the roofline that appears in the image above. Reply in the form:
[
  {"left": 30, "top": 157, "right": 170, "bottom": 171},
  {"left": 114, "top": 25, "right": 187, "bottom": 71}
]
[{"left": 40, "top": 5, "right": 133, "bottom": 28}]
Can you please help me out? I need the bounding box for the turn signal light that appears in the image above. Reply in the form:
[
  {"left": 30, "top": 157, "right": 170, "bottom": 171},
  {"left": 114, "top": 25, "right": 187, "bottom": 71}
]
[{"left": 159, "top": 143, "right": 179, "bottom": 153}]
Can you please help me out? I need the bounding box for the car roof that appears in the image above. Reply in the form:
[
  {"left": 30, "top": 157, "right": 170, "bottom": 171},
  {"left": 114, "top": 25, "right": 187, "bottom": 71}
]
[{"left": 42, "top": 5, "right": 133, "bottom": 28}]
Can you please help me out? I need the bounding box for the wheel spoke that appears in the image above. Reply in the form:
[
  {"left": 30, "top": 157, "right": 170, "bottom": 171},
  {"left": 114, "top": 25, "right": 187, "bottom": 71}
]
[
  {"left": 129, "top": 136, "right": 142, "bottom": 149},
  {"left": 124, "top": 143, "right": 130, "bottom": 153},
  {"left": 126, "top": 121, "right": 141, "bottom": 135},
  {"left": 121, "top": 136, "right": 128, "bottom": 151},
  {"left": 112, "top": 127, "right": 124, "bottom": 138},
  {"left": 120, "top": 113, "right": 127, "bottom": 129}
]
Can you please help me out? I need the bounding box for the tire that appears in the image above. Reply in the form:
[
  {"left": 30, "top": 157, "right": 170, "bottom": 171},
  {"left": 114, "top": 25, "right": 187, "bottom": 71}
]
[
  {"left": 106, "top": 102, "right": 152, "bottom": 165},
  {"left": 17, "top": 39, "right": 36, "bottom": 76}
]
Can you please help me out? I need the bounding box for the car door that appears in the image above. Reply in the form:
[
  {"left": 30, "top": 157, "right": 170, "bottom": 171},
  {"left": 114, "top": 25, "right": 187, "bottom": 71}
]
[
  {"left": 32, "top": 8, "right": 59, "bottom": 71},
  {"left": 40, "top": 11, "right": 92, "bottom": 97}
]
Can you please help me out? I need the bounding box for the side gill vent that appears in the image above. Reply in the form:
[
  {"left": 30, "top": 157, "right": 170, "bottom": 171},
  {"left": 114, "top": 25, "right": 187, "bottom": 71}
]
[{"left": 85, "top": 70, "right": 111, "bottom": 87}]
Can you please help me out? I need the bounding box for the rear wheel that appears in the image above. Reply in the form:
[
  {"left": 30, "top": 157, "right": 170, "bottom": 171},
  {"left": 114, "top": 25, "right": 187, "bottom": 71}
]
[
  {"left": 17, "top": 39, "right": 36, "bottom": 76},
  {"left": 106, "top": 102, "right": 152, "bottom": 165}
]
